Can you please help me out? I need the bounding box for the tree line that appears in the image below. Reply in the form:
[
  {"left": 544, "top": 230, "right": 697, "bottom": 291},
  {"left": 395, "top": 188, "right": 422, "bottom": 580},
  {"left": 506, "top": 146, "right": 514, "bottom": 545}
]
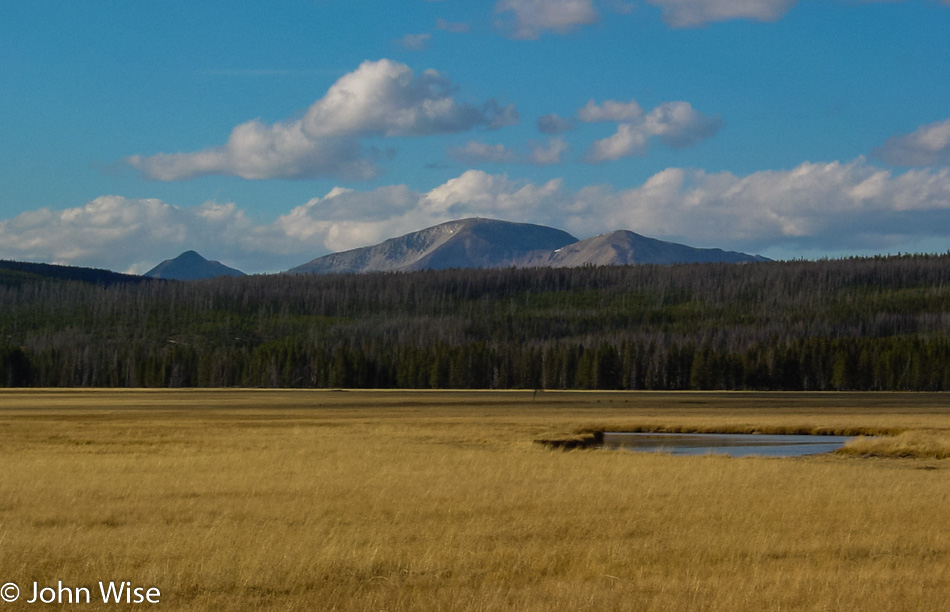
[{"left": 4, "top": 254, "right": 950, "bottom": 390}]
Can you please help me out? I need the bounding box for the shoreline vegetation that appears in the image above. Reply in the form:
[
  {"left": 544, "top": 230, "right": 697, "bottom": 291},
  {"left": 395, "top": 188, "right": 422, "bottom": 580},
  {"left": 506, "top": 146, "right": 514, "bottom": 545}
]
[
  {"left": 7, "top": 254, "right": 950, "bottom": 390},
  {"left": 538, "top": 426, "right": 950, "bottom": 459},
  {"left": 2, "top": 389, "right": 949, "bottom": 610}
]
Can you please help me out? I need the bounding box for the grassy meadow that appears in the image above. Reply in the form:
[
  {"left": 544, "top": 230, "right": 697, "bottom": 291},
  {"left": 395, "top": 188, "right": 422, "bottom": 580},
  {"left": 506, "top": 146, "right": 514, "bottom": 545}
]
[{"left": 1, "top": 389, "right": 949, "bottom": 611}]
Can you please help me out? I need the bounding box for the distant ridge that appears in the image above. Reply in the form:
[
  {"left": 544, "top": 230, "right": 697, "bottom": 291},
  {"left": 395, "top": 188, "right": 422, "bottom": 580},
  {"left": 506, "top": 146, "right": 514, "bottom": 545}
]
[
  {"left": 145, "top": 251, "right": 245, "bottom": 280},
  {"left": 0, "top": 260, "right": 147, "bottom": 287},
  {"left": 287, "top": 218, "right": 767, "bottom": 274}
]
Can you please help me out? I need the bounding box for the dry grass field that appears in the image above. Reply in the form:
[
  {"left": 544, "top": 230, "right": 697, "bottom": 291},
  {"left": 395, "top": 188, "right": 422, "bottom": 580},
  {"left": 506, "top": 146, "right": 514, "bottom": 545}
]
[{"left": 1, "top": 389, "right": 949, "bottom": 611}]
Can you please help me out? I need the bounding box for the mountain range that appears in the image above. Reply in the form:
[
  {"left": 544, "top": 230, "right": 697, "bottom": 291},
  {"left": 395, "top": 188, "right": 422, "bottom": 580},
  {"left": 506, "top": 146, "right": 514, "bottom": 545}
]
[
  {"left": 1, "top": 219, "right": 768, "bottom": 283},
  {"left": 288, "top": 218, "right": 767, "bottom": 275}
]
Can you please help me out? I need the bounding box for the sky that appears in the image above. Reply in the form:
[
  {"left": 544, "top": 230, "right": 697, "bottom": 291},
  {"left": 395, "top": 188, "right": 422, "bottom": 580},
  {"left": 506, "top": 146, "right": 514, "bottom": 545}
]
[{"left": 1, "top": 0, "right": 949, "bottom": 274}]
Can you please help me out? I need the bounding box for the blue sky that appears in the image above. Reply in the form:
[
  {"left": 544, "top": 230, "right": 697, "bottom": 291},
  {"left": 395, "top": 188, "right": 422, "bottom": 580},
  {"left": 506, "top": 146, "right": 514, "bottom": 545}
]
[{"left": 1, "top": 0, "right": 949, "bottom": 273}]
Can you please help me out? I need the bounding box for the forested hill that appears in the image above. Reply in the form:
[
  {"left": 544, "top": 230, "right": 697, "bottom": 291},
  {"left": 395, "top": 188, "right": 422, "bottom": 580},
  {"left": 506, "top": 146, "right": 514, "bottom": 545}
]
[
  {"left": 0, "top": 260, "right": 147, "bottom": 288},
  {"left": 4, "top": 254, "right": 950, "bottom": 390}
]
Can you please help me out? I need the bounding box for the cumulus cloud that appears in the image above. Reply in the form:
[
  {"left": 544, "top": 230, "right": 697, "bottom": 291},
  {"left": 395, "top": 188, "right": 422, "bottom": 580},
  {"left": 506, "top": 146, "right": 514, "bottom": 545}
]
[
  {"left": 412, "top": 160, "right": 950, "bottom": 255},
  {"left": 0, "top": 175, "right": 566, "bottom": 274},
  {"left": 646, "top": 0, "right": 798, "bottom": 27},
  {"left": 126, "top": 125, "right": 376, "bottom": 182},
  {"left": 530, "top": 137, "right": 570, "bottom": 165},
  {"left": 578, "top": 99, "right": 644, "bottom": 122},
  {"left": 0, "top": 196, "right": 286, "bottom": 274},
  {"left": 586, "top": 123, "right": 652, "bottom": 160},
  {"left": 494, "top": 0, "right": 599, "bottom": 39},
  {"left": 581, "top": 99, "right": 722, "bottom": 161},
  {"left": 8, "top": 160, "right": 950, "bottom": 273},
  {"left": 296, "top": 60, "right": 509, "bottom": 138},
  {"left": 592, "top": 159, "right": 950, "bottom": 255},
  {"left": 643, "top": 101, "right": 724, "bottom": 147},
  {"left": 274, "top": 171, "right": 568, "bottom": 252},
  {"left": 874, "top": 119, "right": 950, "bottom": 167},
  {"left": 126, "top": 59, "right": 518, "bottom": 181},
  {"left": 274, "top": 186, "right": 429, "bottom": 253},
  {"left": 423, "top": 170, "right": 569, "bottom": 217}
]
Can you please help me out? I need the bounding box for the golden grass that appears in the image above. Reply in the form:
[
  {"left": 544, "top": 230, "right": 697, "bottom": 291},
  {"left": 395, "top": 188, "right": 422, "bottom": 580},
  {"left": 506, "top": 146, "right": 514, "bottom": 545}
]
[
  {"left": 839, "top": 430, "right": 950, "bottom": 459},
  {"left": 1, "top": 389, "right": 949, "bottom": 611}
]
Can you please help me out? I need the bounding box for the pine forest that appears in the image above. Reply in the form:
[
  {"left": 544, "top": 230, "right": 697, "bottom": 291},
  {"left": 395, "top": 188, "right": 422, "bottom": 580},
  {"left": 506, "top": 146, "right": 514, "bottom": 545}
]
[{"left": 4, "top": 255, "right": 950, "bottom": 390}]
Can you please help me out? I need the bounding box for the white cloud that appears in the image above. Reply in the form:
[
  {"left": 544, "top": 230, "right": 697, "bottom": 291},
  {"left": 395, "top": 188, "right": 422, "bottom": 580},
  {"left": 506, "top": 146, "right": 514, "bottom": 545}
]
[
  {"left": 578, "top": 99, "right": 644, "bottom": 122},
  {"left": 494, "top": 0, "right": 599, "bottom": 39},
  {"left": 126, "top": 59, "right": 518, "bottom": 181},
  {"left": 396, "top": 33, "right": 432, "bottom": 50},
  {"left": 274, "top": 186, "right": 426, "bottom": 253},
  {"left": 301, "top": 59, "right": 517, "bottom": 138},
  {"left": 0, "top": 175, "right": 567, "bottom": 273},
  {"left": 530, "top": 137, "right": 570, "bottom": 165},
  {"left": 423, "top": 170, "right": 568, "bottom": 218},
  {"left": 643, "top": 101, "right": 724, "bottom": 148},
  {"left": 275, "top": 171, "right": 567, "bottom": 253},
  {"left": 874, "top": 118, "right": 950, "bottom": 167},
  {"left": 126, "top": 123, "right": 376, "bottom": 181},
  {"left": 415, "top": 160, "right": 950, "bottom": 256},
  {"left": 0, "top": 196, "right": 283, "bottom": 274},
  {"left": 7, "top": 160, "right": 950, "bottom": 273},
  {"left": 587, "top": 124, "right": 651, "bottom": 160},
  {"left": 595, "top": 159, "right": 950, "bottom": 255},
  {"left": 581, "top": 99, "right": 722, "bottom": 161},
  {"left": 646, "top": 0, "right": 798, "bottom": 27}
]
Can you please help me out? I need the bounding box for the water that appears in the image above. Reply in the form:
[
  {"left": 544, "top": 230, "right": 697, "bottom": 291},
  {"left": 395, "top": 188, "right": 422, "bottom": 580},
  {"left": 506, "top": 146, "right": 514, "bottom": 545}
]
[{"left": 602, "top": 432, "right": 852, "bottom": 457}]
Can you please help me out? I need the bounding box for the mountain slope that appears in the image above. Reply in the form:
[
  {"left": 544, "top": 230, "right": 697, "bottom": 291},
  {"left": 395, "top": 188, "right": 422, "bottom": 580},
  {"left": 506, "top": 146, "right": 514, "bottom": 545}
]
[
  {"left": 288, "top": 218, "right": 578, "bottom": 274},
  {"left": 519, "top": 230, "right": 768, "bottom": 267},
  {"left": 145, "top": 251, "right": 246, "bottom": 280}
]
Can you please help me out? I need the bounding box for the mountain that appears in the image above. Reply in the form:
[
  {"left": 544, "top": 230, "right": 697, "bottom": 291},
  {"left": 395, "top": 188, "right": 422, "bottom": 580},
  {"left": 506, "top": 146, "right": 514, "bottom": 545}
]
[
  {"left": 518, "top": 230, "right": 768, "bottom": 267},
  {"left": 288, "top": 218, "right": 578, "bottom": 275},
  {"left": 287, "top": 218, "right": 768, "bottom": 275},
  {"left": 144, "top": 251, "right": 246, "bottom": 280}
]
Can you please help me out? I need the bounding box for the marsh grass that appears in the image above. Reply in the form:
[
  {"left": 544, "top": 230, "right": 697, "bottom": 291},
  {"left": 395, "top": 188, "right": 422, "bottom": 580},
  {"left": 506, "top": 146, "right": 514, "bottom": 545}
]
[
  {"left": 839, "top": 430, "right": 950, "bottom": 459},
  {"left": 1, "top": 390, "right": 949, "bottom": 610}
]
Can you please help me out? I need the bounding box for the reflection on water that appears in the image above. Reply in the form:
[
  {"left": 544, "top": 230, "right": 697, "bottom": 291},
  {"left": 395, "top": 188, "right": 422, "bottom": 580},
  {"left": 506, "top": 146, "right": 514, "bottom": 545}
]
[{"left": 603, "top": 432, "right": 852, "bottom": 457}]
